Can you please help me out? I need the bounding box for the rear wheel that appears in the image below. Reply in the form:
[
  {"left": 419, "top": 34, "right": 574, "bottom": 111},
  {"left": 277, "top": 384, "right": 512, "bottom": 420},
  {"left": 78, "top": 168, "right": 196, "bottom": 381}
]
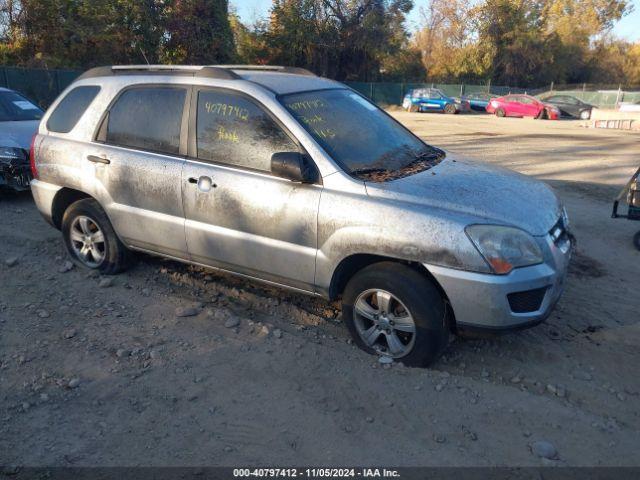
[
  {"left": 62, "top": 198, "right": 131, "bottom": 274},
  {"left": 495, "top": 108, "right": 506, "bottom": 117},
  {"left": 342, "top": 262, "right": 449, "bottom": 367},
  {"left": 634, "top": 231, "right": 640, "bottom": 251},
  {"left": 535, "top": 108, "right": 548, "bottom": 119},
  {"left": 444, "top": 103, "right": 456, "bottom": 114}
]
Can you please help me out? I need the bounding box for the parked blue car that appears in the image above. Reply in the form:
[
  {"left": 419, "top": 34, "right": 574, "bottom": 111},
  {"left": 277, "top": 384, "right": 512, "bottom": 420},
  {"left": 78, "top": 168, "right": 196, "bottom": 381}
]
[
  {"left": 402, "top": 88, "right": 470, "bottom": 114},
  {"left": 457, "top": 92, "right": 499, "bottom": 112}
]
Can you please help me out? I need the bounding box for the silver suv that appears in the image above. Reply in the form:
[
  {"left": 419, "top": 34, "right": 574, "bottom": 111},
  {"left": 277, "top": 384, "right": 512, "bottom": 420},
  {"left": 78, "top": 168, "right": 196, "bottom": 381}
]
[{"left": 30, "top": 65, "right": 572, "bottom": 366}]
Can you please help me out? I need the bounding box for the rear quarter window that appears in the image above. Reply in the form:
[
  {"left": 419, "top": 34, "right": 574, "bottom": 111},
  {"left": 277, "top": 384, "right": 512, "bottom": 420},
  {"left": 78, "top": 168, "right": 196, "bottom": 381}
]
[
  {"left": 47, "top": 86, "right": 100, "bottom": 133},
  {"left": 105, "top": 86, "right": 186, "bottom": 155}
]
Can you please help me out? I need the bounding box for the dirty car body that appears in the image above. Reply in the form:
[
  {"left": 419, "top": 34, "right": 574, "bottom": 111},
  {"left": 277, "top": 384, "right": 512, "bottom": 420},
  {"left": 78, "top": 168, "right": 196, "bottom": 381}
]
[
  {"left": 30, "top": 66, "right": 572, "bottom": 364},
  {"left": 0, "top": 88, "right": 43, "bottom": 191}
]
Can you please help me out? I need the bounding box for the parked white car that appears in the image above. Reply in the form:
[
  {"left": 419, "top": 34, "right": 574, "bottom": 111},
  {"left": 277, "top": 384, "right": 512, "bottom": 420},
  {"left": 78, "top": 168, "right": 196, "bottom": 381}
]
[
  {"left": 618, "top": 101, "right": 640, "bottom": 113},
  {"left": 0, "top": 87, "right": 43, "bottom": 191}
]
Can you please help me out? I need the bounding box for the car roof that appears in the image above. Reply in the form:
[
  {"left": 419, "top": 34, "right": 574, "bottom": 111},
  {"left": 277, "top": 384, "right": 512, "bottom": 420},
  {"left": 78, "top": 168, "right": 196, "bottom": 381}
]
[
  {"left": 236, "top": 70, "right": 342, "bottom": 95},
  {"left": 75, "top": 65, "right": 343, "bottom": 95}
]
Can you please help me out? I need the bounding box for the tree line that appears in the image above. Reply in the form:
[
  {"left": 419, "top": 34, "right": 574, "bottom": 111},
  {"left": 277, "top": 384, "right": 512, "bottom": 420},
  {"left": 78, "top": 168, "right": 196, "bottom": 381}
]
[{"left": 1, "top": 0, "right": 638, "bottom": 87}]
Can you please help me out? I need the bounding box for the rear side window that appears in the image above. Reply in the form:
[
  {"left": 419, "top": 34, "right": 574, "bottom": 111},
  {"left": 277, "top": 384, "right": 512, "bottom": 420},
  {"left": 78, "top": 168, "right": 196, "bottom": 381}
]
[
  {"left": 47, "top": 86, "right": 100, "bottom": 133},
  {"left": 196, "top": 90, "right": 296, "bottom": 172},
  {"left": 106, "top": 87, "right": 186, "bottom": 155}
]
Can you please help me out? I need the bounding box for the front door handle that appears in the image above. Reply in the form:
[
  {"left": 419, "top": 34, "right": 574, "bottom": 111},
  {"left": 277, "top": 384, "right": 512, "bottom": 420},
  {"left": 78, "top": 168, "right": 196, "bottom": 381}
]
[
  {"left": 87, "top": 154, "right": 110, "bottom": 165},
  {"left": 188, "top": 175, "right": 216, "bottom": 192}
]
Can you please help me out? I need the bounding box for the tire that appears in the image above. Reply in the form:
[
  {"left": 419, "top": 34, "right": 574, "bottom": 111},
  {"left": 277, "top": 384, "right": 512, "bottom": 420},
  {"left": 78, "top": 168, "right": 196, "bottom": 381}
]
[
  {"left": 634, "top": 231, "right": 640, "bottom": 251},
  {"left": 408, "top": 104, "right": 419, "bottom": 113},
  {"left": 342, "top": 262, "right": 449, "bottom": 367},
  {"left": 61, "top": 198, "right": 131, "bottom": 274},
  {"left": 535, "top": 108, "right": 548, "bottom": 120},
  {"left": 495, "top": 108, "right": 506, "bottom": 118},
  {"left": 444, "top": 103, "right": 456, "bottom": 114},
  {"left": 580, "top": 109, "right": 591, "bottom": 120}
]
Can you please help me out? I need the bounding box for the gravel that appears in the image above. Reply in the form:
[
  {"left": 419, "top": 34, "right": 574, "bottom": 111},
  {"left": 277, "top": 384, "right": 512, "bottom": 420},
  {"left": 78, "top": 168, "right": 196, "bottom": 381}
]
[{"left": 530, "top": 440, "right": 558, "bottom": 460}]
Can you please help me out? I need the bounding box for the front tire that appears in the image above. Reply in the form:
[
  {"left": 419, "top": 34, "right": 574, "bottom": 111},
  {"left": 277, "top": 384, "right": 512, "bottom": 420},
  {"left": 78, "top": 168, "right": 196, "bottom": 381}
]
[
  {"left": 62, "top": 198, "right": 131, "bottom": 274},
  {"left": 444, "top": 103, "right": 456, "bottom": 114},
  {"left": 342, "top": 262, "right": 449, "bottom": 367},
  {"left": 580, "top": 109, "right": 591, "bottom": 120},
  {"left": 495, "top": 108, "right": 506, "bottom": 117}
]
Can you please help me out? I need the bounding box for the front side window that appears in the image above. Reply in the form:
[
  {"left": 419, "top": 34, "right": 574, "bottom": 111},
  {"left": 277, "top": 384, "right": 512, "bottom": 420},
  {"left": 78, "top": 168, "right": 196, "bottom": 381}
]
[
  {"left": 106, "top": 87, "right": 186, "bottom": 155},
  {"left": 47, "top": 86, "right": 99, "bottom": 133},
  {"left": 0, "top": 91, "right": 43, "bottom": 122},
  {"left": 196, "top": 90, "right": 297, "bottom": 172},
  {"left": 282, "top": 89, "right": 443, "bottom": 181}
]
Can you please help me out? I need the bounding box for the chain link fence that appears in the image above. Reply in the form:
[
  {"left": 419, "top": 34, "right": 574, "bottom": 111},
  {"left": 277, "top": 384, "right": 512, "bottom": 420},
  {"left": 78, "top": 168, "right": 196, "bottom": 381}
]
[
  {"left": 0, "top": 66, "right": 81, "bottom": 108},
  {"left": 346, "top": 81, "right": 640, "bottom": 108},
  {"left": 1, "top": 66, "right": 639, "bottom": 110}
]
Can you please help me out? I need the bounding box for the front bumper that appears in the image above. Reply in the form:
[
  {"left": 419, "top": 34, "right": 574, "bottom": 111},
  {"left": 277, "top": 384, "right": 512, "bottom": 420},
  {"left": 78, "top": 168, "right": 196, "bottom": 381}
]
[
  {"left": 425, "top": 233, "right": 572, "bottom": 331},
  {"left": 0, "top": 161, "right": 31, "bottom": 191}
]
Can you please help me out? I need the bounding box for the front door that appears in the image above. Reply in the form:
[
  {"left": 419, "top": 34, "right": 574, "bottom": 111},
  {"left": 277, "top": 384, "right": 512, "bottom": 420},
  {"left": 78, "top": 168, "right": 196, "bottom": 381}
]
[
  {"left": 91, "top": 85, "right": 190, "bottom": 258},
  {"left": 182, "top": 88, "right": 322, "bottom": 292}
]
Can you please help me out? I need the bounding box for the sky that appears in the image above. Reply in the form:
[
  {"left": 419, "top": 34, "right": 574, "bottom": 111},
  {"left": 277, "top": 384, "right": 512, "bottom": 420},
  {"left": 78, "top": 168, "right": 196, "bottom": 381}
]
[{"left": 231, "top": 0, "right": 640, "bottom": 41}]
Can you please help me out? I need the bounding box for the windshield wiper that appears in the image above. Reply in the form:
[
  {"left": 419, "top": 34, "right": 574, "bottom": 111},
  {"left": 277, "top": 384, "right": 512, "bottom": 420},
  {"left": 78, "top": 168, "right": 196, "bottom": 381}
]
[
  {"left": 350, "top": 167, "right": 389, "bottom": 176},
  {"left": 414, "top": 147, "right": 444, "bottom": 161}
]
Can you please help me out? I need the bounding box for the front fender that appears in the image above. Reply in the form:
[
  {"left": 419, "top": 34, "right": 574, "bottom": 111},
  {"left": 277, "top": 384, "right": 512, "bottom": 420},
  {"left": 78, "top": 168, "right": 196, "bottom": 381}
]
[{"left": 315, "top": 191, "right": 491, "bottom": 293}]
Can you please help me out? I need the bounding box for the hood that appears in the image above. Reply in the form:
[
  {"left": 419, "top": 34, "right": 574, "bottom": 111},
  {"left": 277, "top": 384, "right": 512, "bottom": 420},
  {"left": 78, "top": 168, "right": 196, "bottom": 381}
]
[
  {"left": 364, "top": 154, "right": 562, "bottom": 236},
  {"left": 0, "top": 120, "right": 40, "bottom": 150}
]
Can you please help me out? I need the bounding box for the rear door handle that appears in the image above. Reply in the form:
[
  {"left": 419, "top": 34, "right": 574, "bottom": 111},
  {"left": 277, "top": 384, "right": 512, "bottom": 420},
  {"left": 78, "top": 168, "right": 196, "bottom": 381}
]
[
  {"left": 188, "top": 175, "right": 216, "bottom": 192},
  {"left": 87, "top": 155, "right": 110, "bottom": 165}
]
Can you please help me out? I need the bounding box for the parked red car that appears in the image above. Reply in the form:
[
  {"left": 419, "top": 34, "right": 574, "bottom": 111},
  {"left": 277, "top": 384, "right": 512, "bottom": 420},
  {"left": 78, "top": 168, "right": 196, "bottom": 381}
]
[{"left": 486, "top": 94, "right": 560, "bottom": 120}]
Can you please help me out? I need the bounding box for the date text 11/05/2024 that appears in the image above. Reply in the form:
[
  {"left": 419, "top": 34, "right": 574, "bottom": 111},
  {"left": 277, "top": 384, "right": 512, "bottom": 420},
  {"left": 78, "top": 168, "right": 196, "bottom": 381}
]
[{"left": 233, "top": 468, "right": 401, "bottom": 478}]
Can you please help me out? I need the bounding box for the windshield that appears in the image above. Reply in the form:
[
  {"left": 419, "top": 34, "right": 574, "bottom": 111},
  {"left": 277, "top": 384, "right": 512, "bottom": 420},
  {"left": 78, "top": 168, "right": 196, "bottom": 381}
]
[
  {"left": 0, "top": 91, "right": 43, "bottom": 122},
  {"left": 281, "top": 89, "right": 444, "bottom": 181}
]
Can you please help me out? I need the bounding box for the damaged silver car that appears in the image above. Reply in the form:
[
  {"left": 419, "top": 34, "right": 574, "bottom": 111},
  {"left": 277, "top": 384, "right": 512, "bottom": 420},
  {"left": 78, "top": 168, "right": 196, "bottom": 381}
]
[
  {"left": 30, "top": 65, "right": 573, "bottom": 366},
  {"left": 0, "top": 88, "right": 43, "bottom": 191}
]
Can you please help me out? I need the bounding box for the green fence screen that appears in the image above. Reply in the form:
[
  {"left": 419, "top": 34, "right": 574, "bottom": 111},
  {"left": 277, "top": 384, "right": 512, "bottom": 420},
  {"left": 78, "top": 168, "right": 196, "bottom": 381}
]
[
  {"left": 1, "top": 66, "right": 638, "bottom": 110},
  {"left": 0, "top": 66, "right": 81, "bottom": 108}
]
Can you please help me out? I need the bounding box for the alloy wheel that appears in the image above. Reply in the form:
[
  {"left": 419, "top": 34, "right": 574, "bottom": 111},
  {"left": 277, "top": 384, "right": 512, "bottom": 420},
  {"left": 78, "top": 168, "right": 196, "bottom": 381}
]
[
  {"left": 69, "top": 215, "right": 106, "bottom": 268},
  {"left": 353, "top": 289, "right": 416, "bottom": 358}
]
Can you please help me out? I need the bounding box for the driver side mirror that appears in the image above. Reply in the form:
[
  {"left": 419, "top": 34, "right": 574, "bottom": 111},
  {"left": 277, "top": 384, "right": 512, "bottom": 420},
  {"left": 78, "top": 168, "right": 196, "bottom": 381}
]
[{"left": 271, "top": 152, "right": 317, "bottom": 183}]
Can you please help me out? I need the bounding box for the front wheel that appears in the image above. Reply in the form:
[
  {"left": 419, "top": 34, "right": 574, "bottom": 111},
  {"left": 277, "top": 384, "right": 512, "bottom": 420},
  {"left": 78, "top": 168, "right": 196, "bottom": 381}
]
[
  {"left": 62, "top": 198, "right": 131, "bottom": 274},
  {"left": 495, "top": 108, "right": 506, "bottom": 117},
  {"left": 444, "top": 103, "right": 456, "bottom": 114},
  {"left": 342, "top": 262, "right": 449, "bottom": 367},
  {"left": 580, "top": 109, "right": 591, "bottom": 120}
]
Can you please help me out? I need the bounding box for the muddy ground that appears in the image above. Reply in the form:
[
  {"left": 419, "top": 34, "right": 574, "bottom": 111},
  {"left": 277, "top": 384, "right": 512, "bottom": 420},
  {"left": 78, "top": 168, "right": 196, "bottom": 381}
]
[{"left": 1, "top": 113, "right": 639, "bottom": 467}]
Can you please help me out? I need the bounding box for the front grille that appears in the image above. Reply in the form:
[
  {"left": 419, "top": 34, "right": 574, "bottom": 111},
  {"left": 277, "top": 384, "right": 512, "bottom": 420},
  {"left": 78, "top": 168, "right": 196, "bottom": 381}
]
[{"left": 507, "top": 287, "right": 548, "bottom": 313}]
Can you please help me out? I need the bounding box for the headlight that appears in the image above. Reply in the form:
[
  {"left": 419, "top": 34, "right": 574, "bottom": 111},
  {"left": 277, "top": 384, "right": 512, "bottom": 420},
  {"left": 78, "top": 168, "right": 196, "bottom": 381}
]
[{"left": 465, "top": 225, "right": 543, "bottom": 274}]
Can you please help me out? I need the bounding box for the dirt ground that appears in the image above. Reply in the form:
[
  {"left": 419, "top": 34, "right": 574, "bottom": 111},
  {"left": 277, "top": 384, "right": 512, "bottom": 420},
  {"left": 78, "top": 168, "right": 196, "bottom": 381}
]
[{"left": 1, "top": 112, "right": 639, "bottom": 468}]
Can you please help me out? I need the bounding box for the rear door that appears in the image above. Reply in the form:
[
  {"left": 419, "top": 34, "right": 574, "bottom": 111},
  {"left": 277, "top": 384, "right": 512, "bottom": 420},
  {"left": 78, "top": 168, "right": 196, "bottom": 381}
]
[
  {"left": 181, "top": 87, "right": 322, "bottom": 292},
  {"left": 503, "top": 95, "right": 521, "bottom": 116},
  {"left": 91, "top": 85, "right": 190, "bottom": 258}
]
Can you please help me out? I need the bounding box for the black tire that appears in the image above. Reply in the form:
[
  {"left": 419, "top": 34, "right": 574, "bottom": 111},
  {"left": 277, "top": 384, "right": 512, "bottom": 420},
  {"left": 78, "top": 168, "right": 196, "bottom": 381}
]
[
  {"left": 408, "top": 104, "right": 419, "bottom": 113},
  {"left": 342, "top": 262, "right": 449, "bottom": 367},
  {"left": 495, "top": 108, "right": 506, "bottom": 118},
  {"left": 536, "top": 108, "right": 549, "bottom": 120},
  {"left": 444, "top": 103, "right": 456, "bottom": 114},
  {"left": 634, "top": 231, "right": 640, "bottom": 251},
  {"left": 61, "top": 198, "right": 131, "bottom": 274}
]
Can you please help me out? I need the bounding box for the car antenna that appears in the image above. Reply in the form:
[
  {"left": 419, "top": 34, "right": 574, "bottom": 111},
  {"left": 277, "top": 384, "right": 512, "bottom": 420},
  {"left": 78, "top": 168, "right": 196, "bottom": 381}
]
[{"left": 139, "top": 46, "right": 150, "bottom": 65}]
